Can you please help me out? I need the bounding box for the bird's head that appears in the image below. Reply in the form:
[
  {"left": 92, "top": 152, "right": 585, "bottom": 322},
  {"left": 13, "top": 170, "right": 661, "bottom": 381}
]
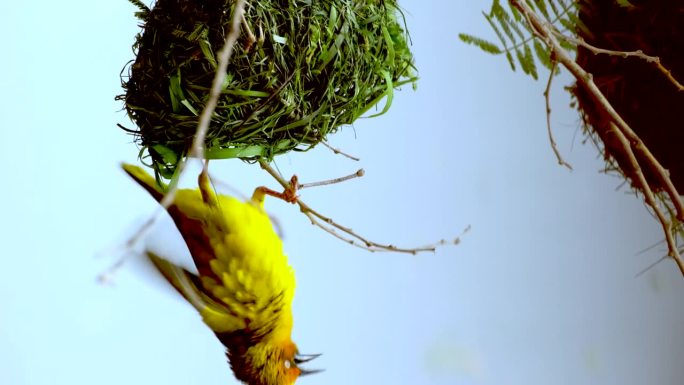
[{"left": 229, "top": 339, "right": 322, "bottom": 385}]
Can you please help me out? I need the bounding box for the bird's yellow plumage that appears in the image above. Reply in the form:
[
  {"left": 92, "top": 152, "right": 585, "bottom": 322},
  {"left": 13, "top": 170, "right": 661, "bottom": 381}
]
[{"left": 122, "top": 163, "right": 319, "bottom": 385}]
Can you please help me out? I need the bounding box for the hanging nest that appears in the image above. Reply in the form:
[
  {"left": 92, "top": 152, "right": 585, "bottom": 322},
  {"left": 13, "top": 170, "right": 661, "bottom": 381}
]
[
  {"left": 118, "top": 0, "right": 416, "bottom": 178},
  {"left": 572, "top": 0, "right": 684, "bottom": 193}
]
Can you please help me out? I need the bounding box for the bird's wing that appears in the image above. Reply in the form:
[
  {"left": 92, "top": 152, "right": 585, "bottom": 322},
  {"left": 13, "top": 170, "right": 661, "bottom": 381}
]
[
  {"left": 122, "top": 163, "right": 222, "bottom": 280},
  {"left": 146, "top": 251, "right": 246, "bottom": 332}
]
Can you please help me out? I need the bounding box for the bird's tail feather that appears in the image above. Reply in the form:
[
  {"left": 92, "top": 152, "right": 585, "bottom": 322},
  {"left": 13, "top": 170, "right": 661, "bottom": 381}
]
[{"left": 121, "top": 163, "right": 165, "bottom": 203}]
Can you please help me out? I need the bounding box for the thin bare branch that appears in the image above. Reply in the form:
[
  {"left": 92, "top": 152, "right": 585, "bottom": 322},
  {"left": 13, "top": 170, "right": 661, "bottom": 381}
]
[
  {"left": 634, "top": 255, "right": 669, "bottom": 278},
  {"left": 606, "top": 121, "right": 684, "bottom": 275},
  {"left": 554, "top": 32, "right": 684, "bottom": 92},
  {"left": 320, "top": 141, "right": 361, "bottom": 161},
  {"left": 258, "top": 160, "right": 463, "bottom": 254},
  {"left": 190, "top": 0, "right": 246, "bottom": 159},
  {"left": 510, "top": 0, "right": 684, "bottom": 275},
  {"left": 544, "top": 61, "right": 573, "bottom": 170},
  {"left": 298, "top": 169, "right": 365, "bottom": 189}
]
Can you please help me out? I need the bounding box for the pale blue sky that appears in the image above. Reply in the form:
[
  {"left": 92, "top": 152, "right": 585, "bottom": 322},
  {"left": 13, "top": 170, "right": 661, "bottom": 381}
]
[{"left": 1, "top": 1, "right": 683, "bottom": 385}]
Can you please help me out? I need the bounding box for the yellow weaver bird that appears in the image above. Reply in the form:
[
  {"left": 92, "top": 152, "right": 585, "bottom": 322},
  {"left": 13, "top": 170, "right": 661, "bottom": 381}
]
[{"left": 122, "top": 163, "right": 320, "bottom": 385}]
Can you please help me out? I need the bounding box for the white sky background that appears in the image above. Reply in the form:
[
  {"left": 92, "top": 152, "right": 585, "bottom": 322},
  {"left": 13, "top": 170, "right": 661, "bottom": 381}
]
[{"left": 1, "top": 1, "right": 683, "bottom": 384}]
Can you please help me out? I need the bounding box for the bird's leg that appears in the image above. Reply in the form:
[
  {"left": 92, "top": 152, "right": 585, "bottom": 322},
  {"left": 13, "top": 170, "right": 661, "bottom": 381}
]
[
  {"left": 251, "top": 168, "right": 365, "bottom": 206},
  {"left": 252, "top": 175, "right": 299, "bottom": 205},
  {"left": 199, "top": 160, "right": 219, "bottom": 207}
]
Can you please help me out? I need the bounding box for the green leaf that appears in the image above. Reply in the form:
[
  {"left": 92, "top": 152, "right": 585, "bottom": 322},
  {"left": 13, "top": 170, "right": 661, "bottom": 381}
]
[
  {"left": 615, "top": 0, "right": 636, "bottom": 9},
  {"left": 180, "top": 100, "right": 199, "bottom": 116},
  {"left": 505, "top": 12, "right": 527, "bottom": 41},
  {"left": 168, "top": 70, "right": 184, "bottom": 112},
  {"left": 382, "top": 24, "right": 396, "bottom": 66},
  {"left": 564, "top": 11, "right": 581, "bottom": 32},
  {"left": 523, "top": 43, "right": 538, "bottom": 80},
  {"left": 327, "top": 4, "right": 339, "bottom": 37},
  {"left": 205, "top": 145, "right": 267, "bottom": 159},
  {"left": 532, "top": 0, "right": 551, "bottom": 20},
  {"left": 199, "top": 39, "right": 217, "bottom": 69},
  {"left": 222, "top": 89, "right": 271, "bottom": 97},
  {"left": 458, "top": 33, "right": 503, "bottom": 54},
  {"left": 151, "top": 144, "right": 178, "bottom": 166},
  {"left": 505, "top": 50, "right": 516, "bottom": 71},
  {"left": 458, "top": 0, "right": 576, "bottom": 79},
  {"left": 127, "top": 0, "right": 150, "bottom": 20},
  {"left": 533, "top": 40, "right": 553, "bottom": 70},
  {"left": 559, "top": 17, "right": 575, "bottom": 31},
  {"left": 558, "top": 38, "right": 576, "bottom": 52},
  {"left": 484, "top": 11, "right": 512, "bottom": 56},
  {"left": 491, "top": 0, "right": 524, "bottom": 42},
  {"left": 547, "top": 0, "right": 562, "bottom": 19},
  {"left": 515, "top": 49, "right": 528, "bottom": 75},
  {"left": 515, "top": 47, "right": 538, "bottom": 79},
  {"left": 510, "top": 3, "right": 523, "bottom": 22},
  {"left": 367, "top": 70, "right": 394, "bottom": 118},
  {"left": 186, "top": 23, "right": 206, "bottom": 42}
]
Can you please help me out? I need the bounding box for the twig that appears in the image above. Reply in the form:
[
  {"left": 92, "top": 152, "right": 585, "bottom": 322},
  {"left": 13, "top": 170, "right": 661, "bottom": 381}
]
[
  {"left": 320, "top": 141, "right": 361, "bottom": 161},
  {"left": 190, "top": 0, "right": 246, "bottom": 159},
  {"left": 298, "top": 169, "right": 365, "bottom": 189},
  {"left": 635, "top": 238, "right": 666, "bottom": 256},
  {"left": 634, "top": 255, "right": 669, "bottom": 278},
  {"left": 517, "top": 2, "right": 684, "bottom": 219},
  {"left": 510, "top": 0, "right": 684, "bottom": 275},
  {"left": 543, "top": 61, "right": 573, "bottom": 170},
  {"left": 553, "top": 32, "right": 684, "bottom": 92},
  {"left": 606, "top": 121, "right": 684, "bottom": 275},
  {"left": 101, "top": 0, "right": 247, "bottom": 282},
  {"left": 258, "top": 160, "right": 464, "bottom": 254}
]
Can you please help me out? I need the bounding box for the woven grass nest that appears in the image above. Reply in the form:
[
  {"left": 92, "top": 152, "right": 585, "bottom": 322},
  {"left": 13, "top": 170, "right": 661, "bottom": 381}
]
[
  {"left": 573, "top": 0, "right": 684, "bottom": 193},
  {"left": 119, "top": 0, "right": 416, "bottom": 178}
]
